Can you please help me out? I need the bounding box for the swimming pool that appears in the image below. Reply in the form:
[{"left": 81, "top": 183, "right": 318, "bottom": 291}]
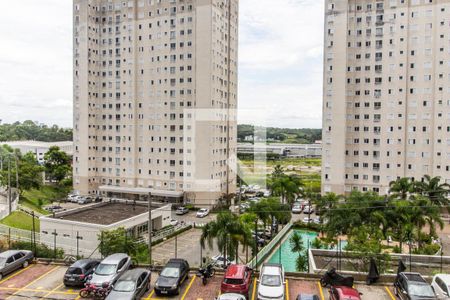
[{"left": 267, "top": 229, "right": 318, "bottom": 272}]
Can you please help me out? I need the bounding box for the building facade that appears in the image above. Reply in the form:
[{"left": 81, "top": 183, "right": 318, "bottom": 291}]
[
  {"left": 323, "top": 0, "right": 450, "bottom": 195},
  {"left": 0, "top": 141, "right": 73, "bottom": 164},
  {"left": 73, "top": 0, "right": 238, "bottom": 206}
]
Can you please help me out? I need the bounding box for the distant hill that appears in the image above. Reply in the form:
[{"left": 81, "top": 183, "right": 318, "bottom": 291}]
[
  {"left": 0, "top": 120, "right": 72, "bottom": 142},
  {"left": 238, "top": 124, "right": 321, "bottom": 144}
]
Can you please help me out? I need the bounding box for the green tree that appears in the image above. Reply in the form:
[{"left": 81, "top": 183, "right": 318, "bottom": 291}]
[
  {"left": 44, "top": 146, "right": 71, "bottom": 183},
  {"left": 389, "top": 177, "right": 414, "bottom": 201},
  {"left": 98, "top": 227, "right": 138, "bottom": 257},
  {"left": 414, "top": 175, "right": 450, "bottom": 208},
  {"left": 201, "top": 211, "right": 251, "bottom": 262},
  {"left": 270, "top": 174, "right": 302, "bottom": 205},
  {"left": 289, "top": 232, "right": 308, "bottom": 272}
]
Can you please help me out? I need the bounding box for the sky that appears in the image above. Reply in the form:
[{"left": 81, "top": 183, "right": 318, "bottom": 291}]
[{"left": 0, "top": 0, "right": 324, "bottom": 129}]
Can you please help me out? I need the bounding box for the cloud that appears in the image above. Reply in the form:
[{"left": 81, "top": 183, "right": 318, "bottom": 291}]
[
  {"left": 239, "top": 0, "right": 324, "bottom": 128},
  {"left": 0, "top": 0, "right": 324, "bottom": 129}
]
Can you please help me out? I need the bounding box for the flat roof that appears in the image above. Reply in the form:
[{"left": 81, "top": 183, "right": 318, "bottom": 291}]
[
  {"left": 51, "top": 203, "right": 153, "bottom": 225},
  {"left": 99, "top": 185, "right": 184, "bottom": 197}
]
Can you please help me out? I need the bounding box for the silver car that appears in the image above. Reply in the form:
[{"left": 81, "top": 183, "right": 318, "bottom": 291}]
[
  {"left": 217, "top": 293, "right": 247, "bottom": 300},
  {"left": 0, "top": 250, "right": 33, "bottom": 280},
  {"left": 106, "top": 268, "right": 151, "bottom": 300},
  {"left": 89, "top": 253, "right": 132, "bottom": 288}
]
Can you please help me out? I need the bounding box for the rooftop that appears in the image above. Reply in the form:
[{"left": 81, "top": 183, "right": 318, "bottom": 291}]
[{"left": 51, "top": 202, "right": 153, "bottom": 225}]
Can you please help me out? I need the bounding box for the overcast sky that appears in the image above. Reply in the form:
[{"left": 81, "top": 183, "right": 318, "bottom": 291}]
[{"left": 0, "top": 0, "right": 324, "bottom": 129}]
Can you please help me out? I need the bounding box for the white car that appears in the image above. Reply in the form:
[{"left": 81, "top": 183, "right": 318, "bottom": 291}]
[
  {"left": 170, "top": 219, "right": 179, "bottom": 226},
  {"left": 257, "top": 263, "right": 285, "bottom": 300},
  {"left": 303, "top": 217, "right": 312, "bottom": 223},
  {"left": 291, "top": 204, "right": 302, "bottom": 214},
  {"left": 211, "top": 254, "right": 231, "bottom": 268},
  {"left": 217, "top": 293, "right": 246, "bottom": 300},
  {"left": 196, "top": 208, "right": 210, "bottom": 218},
  {"left": 431, "top": 273, "right": 450, "bottom": 299},
  {"left": 303, "top": 206, "right": 314, "bottom": 214}
]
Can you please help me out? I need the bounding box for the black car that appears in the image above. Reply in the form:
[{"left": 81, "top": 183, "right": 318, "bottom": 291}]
[
  {"left": 64, "top": 259, "right": 100, "bottom": 287},
  {"left": 106, "top": 268, "right": 151, "bottom": 300},
  {"left": 154, "top": 259, "right": 190, "bottom": 295},
  {"left": 394, "top": 272, "right": 437, "bottom": 300}
]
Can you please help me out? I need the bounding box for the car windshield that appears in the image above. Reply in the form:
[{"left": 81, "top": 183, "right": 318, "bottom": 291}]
[
  {"left": 261, "top": 275, "right": 281, "bottom": 287},
  {"left": 199, "top": 209, "right": 207, "bottom": 212},
  {"left": 408, "top": 284, "right": 435, "bottom": 297},
  {"left": 161, "top": 267, "right": 180, "bottom": 278},
  {"left": 95, "top": 263, "right": 117, "bottom": 275},
  {"left": 113, "top": 280, "right": 135, "bottom": 292}
]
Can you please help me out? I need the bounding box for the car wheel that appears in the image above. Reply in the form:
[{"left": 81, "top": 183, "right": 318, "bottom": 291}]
[{"left": 22, "top": 261, "right": 29, "bottom": 268}]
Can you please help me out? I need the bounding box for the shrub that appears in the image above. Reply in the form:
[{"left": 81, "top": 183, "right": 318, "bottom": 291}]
[{"left": 11, "top": 241, "right": 64, "bottom": 259}]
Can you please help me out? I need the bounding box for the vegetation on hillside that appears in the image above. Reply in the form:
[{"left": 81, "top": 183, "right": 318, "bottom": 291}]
[
  {"left": 0, "top": 120, "right": 72, "bottom": 142},
  {"left": 238, "top": 124, "right": 321, "bottom": 144}
]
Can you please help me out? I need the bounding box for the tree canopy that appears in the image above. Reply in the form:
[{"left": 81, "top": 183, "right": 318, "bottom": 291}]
[{"left": 0, "top": 120, "right": 72, "bottom": 142}]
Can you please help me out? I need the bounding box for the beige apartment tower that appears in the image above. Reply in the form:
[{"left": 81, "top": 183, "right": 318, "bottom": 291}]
[
  {"left": 73, "top": 0, "right": 238, "bottom": 206},
  {"left": 323, "top": 0, "right": 450, "bottom": 195}
]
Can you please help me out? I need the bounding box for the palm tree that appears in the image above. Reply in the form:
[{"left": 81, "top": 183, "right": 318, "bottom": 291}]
[
  {"left": 200, "top": 211, "right": 251, "bottom": 263},
  {"left": 389, "top": 177, "right": 414, "bottom": 201},
  {"left": 289, "top": 232, "right": 307, "bottom": 272},
  {"left": 270, "top": 174, "right": 303, "bottom": 205},
  {"left": 414, "top": 175, "right": 450, "bottom": 208}
]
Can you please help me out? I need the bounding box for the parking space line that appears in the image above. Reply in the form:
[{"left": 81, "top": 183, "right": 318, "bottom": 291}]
[
  {"left": 385, "top": 286, "right": 396, "bottom": 300},
  {"left": 181, "top": 275, "right": 196, "bottom": 300},
  {"left": 5, "top": 266, "right": 59, "bottom": 299},
  {"left": 0, "top": 287, "right": 78, "bottom": 295},
  {"left": 285, "top": 280, "right": 289, "bottom": 300},
  {"left": 40, "top": 283, "right": 64, "bottom": 299},
  {"left": 317, "top": 281, "right": 325, "bottom": 300},
  {"left": 144, "top": 289, "right": 154, "bottom": 300},
  {"left": 0, "top": 265, "right": 32, "bottom": 285},
  {"left": 251, "top": 278, "right": 257, "bottom": 300}
]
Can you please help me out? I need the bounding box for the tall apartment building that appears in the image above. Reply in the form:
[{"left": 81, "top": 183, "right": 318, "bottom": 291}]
[
  {"left": 322, "top": 0, "right": 450, "bottom": 195},
  {"left": 73, "top": 0, "right": 238, "bottom": 206}
]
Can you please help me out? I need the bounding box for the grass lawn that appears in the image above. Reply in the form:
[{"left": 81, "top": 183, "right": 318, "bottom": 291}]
[
  {"left": 20, "top": 185, "right": 69, "bottom": 215},
  {"left": 0, "top": 211, "right": 40, "bottom": 232},
  {"left": 238, "top": 157, "right": 321, "bottom": 189}
]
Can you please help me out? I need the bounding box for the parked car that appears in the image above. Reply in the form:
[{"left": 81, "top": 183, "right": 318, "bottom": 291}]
[
  {"left": 89, "top": 253, "right": 132, "bottom": 288},
  {"left": 95, "top": 196, "right": 103, "bottom": 202},
  {"left": 313, "top": 217, "right": 321, "bottom": 224},
  {"left": 78, "top": 196, "right": 93, "bottom": 205},
  {"left": 71, "top": 195, "right": 83, "bottom": 203},
  {"left": 296, "top": 294, "right": 320, "bottom": 300},
  {"left": 105, "top": 268, "right": 151, "bottom": 300},
  {"left": 303, "top": 206, "right": 314, "bottom": 214},
  {"left": 64, "top": 259, "right": 100, "bottom": 287},
  {"left": 394, "top": 272, "right": 437, "bottom": 300},
  {"left": 302, "top": 217, "right": 312, "bottom": 223},
  {"left": 196, "top": 208, "right": 210, "bottom": 218},
  {"left": 154, "top": 259, "right": 190, "bottom": 295},
  {"left": 329, "top": 286, "right": 362, "bottom": 300},
  {"left": 221, "top": 264, "right": 253, "bottom": 296},
  {"left": 291, "top": 204, "right": 302, "bottom": 214},
  {"left": 257, "top": 263, "right": 285, "bottom": 300},
  {"left": 212, "top": 255, "right": 231, "bottom": 268},
  {"left": 217, "top": 293, "right": 247, "bottom": 300},
  {"left": 431, "top": 274, "right": 450, "bottom": 299},
  {"left": 170, "top": 219, "right": 179, "bottom": 226},
  {"left": 44, "top": 205, "right": 65, "bottom": 213},
  {"left": 0, "top": 250, "right": 33, "bottom": 280},
  {"left": 176, "top": 207, "right": 189, "bottom": 215}
]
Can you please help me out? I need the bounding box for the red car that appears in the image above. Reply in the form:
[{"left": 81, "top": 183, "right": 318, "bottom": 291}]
[
  {"left": 220, "top": 264, "right": 253, "bottom": 297},
  {"left": 329, "top": 286, "right": 362, "bottom": 300}
]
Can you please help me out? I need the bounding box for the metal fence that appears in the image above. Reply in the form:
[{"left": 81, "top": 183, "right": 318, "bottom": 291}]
[{"left": 248, "top": 223, "right": 292, "bottom": 269}]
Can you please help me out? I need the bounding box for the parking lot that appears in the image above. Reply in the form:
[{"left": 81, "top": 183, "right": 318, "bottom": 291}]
[{"left": 0, "top": 263, "right": 398, "bottom": 300}]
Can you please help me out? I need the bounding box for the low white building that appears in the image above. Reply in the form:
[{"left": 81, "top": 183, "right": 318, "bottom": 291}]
[
  {"left": 0, "top": 141, "right": 73, "bottom": 164},
  {"left": 39, "top": 200, "right": 171, "bottom": 257},
  {"left": 237, "top": 143, "right": 322, "bottom": 158}
]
